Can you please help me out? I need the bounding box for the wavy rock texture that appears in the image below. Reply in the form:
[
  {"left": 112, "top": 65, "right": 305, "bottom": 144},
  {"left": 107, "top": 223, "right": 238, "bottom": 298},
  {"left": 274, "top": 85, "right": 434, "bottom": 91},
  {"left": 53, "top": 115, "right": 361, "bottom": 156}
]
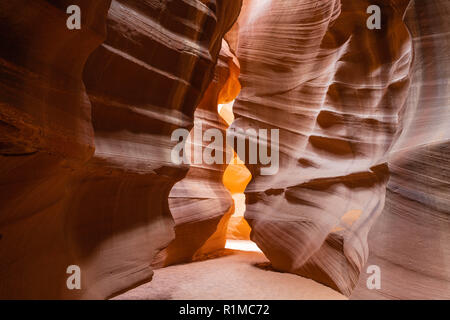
[
  {"left": 229, "top": 0, "right": 421, "bottom": 296},
  {"left": 352, "top": 0, "right": 450, "bottom": 299},
  {"left": 0, "top": 0, "right": 241, "bottom": 299},
  {"left": 352, "top": 142, "right": 450, "bottom": 299},
  {"left": 0, "top": 0, "right": 111, "bottom": 299},
  {"left": 0, "top": 0, "right": 109, "bottom": 158},
  {"left": 229, "top": 0, "right": 449, "bottom": 297},
  {"left": 154, "top": 40, "right": 240, "bottom": 267},
  {"left": 0, "top": 0, "right": 448, "bottom": 300},
  {"left": 390, "top": 0, "right": 450, "bottom": 151}
]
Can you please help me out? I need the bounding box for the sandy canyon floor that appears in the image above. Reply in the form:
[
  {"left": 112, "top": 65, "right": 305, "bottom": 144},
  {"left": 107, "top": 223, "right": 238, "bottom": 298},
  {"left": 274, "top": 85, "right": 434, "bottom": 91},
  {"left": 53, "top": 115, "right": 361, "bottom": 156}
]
[{"left": 113, "top": 241, "right": 347, "bottom": 300}]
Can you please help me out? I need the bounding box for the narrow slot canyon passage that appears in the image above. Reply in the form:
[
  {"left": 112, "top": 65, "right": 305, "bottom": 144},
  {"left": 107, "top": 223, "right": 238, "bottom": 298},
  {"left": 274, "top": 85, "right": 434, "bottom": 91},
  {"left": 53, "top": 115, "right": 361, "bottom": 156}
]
[
  {"left": 218, "top": 99, "right": 258, "bottom": 253},
  {"left": 114, "top": 44, "right": 347, "bottom": 301},
  {"left": 0, "top": 0, "right": 449, "bottom": 302}
]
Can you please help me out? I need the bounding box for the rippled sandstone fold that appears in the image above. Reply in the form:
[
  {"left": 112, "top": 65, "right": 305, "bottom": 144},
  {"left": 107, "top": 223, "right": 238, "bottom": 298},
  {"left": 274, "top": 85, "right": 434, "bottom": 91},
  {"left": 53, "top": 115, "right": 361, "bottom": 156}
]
[
  {"left": 352, "top": 142, "right": 450, "bottom": 299},
  {"left": 0, "top": 0, "right": 242, "bottom": 299},
  {"left": 230, "top": 0, "right": 415, "bottom": 295},
  {"left": 0, "top": 0, "right": 447, "bottom": 300},
  {"left": 0, "top": 0, "right": 112, "bottom": 299},
  {"left": 352, "top": 0, "right": 450, "bottom": 299},
  {"left": 154, "top": 40, "right": 241, "bottom": 267}
]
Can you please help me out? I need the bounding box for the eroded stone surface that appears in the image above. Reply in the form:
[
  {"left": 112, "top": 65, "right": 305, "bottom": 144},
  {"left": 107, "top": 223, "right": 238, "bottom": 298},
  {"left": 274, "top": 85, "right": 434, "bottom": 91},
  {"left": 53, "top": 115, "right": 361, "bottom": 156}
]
[
  {"left": 0, "top": 0, "right": 448, "bottom": 300},
  {"left": 228, "top": 0, "right": 448, "bottom": 296},
  {"left": 0, "top": 0, "right": 241, "bottom": 299},
  {"left": 154, "top": 40, "right": 241, "bottom": 267}
]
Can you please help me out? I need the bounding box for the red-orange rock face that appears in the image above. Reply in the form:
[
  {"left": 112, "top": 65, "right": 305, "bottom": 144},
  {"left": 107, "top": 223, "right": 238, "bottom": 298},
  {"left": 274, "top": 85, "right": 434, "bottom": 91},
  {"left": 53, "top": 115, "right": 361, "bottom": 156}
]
[
  {"left": 154, "top": 40, "right": 240, "bottom": 267},
  {"left": 228, "top": 0, "right": 448, "bottom": 297},
  {"left": 352, "top": 0, "right": 450, "bottom": 299},
  {"left": 0, "top": 0, "right": 112, "bottom": 299},
  {"left": 0, "top": 0, "right": 448, "bottom": 300},
  {"left": 0, "top": 0, "right": 241, "bottom": 299}
]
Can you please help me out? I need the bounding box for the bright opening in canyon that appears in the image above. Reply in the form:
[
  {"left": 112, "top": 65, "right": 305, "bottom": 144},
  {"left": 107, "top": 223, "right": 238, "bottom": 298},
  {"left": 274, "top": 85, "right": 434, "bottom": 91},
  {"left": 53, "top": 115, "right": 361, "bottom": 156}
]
[
  {"left": 0, "top": 0, "right": 449, "bottom": 304},
  {"left": 216, "top": 69, "right": 257, "bottom": 253},
  {"left": 218, "top": 100, "right": 256, "bottom": 252}
]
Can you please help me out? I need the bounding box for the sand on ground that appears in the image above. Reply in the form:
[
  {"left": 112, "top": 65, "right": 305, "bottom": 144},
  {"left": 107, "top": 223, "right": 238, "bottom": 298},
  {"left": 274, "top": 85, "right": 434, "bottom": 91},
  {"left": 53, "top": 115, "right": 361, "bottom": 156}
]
[{"left": 113, "top": 241, "right": 347, "bottom": 300}]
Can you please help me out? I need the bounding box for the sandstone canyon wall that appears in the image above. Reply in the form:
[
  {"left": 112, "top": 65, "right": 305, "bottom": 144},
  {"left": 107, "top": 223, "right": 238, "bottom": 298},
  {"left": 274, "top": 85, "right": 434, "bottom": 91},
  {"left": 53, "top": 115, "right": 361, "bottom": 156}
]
[
  {"left": 0, "top": 0, "right": 241, "bottom": 299},
  {"left": 0, "top": 0, "right": 112, "bottom": 299},
  {"left": 0, "top": 0, "right": 448, "bottom": 300},
  {"left": 352, "top": 0, "right": 450, "bottom": 299},
  {"left": 228, "top": 0, "right": 449, "bottom": 297},
  {"left": 155, "top": 40, "right": 241, "bottom": 267}
]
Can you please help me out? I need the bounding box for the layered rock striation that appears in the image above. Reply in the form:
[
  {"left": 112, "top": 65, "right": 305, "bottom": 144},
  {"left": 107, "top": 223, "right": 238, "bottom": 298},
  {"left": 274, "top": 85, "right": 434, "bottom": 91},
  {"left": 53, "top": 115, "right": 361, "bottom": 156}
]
[
  {"left": 352, "top": 0, "right": 450, "bottom": 299},
  {"left": 228, "top": 0, "right": 424, "bottom": 296},
  {"left": 352, "top": 142, "right": 450, "bottom": 299},
  {"left": 0, "top": 0, "right": 241, "bottom": 299},
  {"left": 155, "top": 40, "right": 241, "bottom": 267},
  {"left": 0, "top": 0, "right": 448, "bottom": 300},
  {"left": 228, "top": 0, "right": 449, "bottom": 297},
  {"left": 0, "top": 0, "right": 112, "bottom": 299}
]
